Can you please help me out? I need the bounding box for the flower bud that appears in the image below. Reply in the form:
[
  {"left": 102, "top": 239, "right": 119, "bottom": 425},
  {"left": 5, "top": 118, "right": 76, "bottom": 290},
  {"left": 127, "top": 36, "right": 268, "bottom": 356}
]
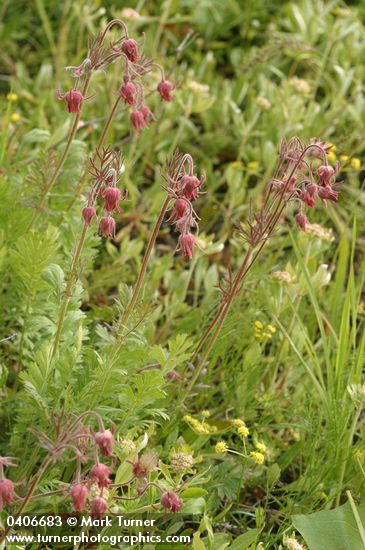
[
  {"left": 165, "top": 369, "right": 182, "bottom": 381},
  {"left": 301, "top": 191, "right": 316, "bottom": 207},
  {"left": 0, "top": 478, "right": 15, "bottom": 510},
  {"left": 90, "top": 496, "right": 108, "bottom": 519},
  {"left": 104, "top": 187, "right": 122, "bottom": 213},
  {"left": 120, "top": 82, "right": 136, "bottom": 105},
  {"left": 157, "top": 80, "right": 174, "bottom": 101},
  {"left": 161, "top": 491, "right": 182, "bottom": 513},
  {"left": 95, "top": 429, "right": 114, "bottom": 457},
  {"left": 317, "top": 165, "right": 335, "bottom": 186},
  {"left": 181, "top": 175, "right": 201, "bottom": 201},
  {"left": 295, "top": 213, "right": 308, "bottom": 230},
  {"left": 130, "top": 110, "right": 146, "bottom": 132},
  {"left": 70, "top": 483, "right": 88, "bottom": 511},
  {"left": 121, "top": 38, "right": 139, "bottom": 62},
  {"left": 178, "top": 233, "right": 196, "bottom": 260},
  {"left": 99, "top": 216, "right": 116, "bottom": 238},
  {"left": 89, "top": 463, "right": 111, "bottom": 488},
  {"left": 82, "top": 206, "right": 96, "bottom": 226},
  {"left": 169, "top": 199, "right": 189, "bottom": 223},
  {"left": 64, "top": 90, "right": 84, "bottom": 114}
]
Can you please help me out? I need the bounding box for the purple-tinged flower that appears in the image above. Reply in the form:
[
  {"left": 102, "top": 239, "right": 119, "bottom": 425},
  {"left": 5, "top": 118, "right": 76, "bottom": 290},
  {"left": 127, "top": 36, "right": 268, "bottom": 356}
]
[
  {"left": 104, "top": 187, "right": 122, "bottom": 213},
  {"left": 0, "top": 478, "right": 15, "bottom": 511},
  {"left": 57, "top": 89, "right": 84, "bottom": 114},
  {"left": 306, "top": 183, "right": 318, "bottom": 197},
  {"left": 161, "top": 491, "right": 182, "bottom": 513},
  {"left": 70, "top": 484, "right": 88, "bottom": 511},
  {"left": 120, "top": 82, "right": 137, "bottom": 105},
  {"left": 90, "top": 496, "right": 108, "bottom": 519},
  {"left": 168, "top": 199, "right": 189, "bottom": 223},
  {"left": 140, "top": 105, "right": 152, "bottom": 123},
  {"left": 132, "top": 452, "right": 158, "bottom": 479},
  {"left": 157, "top": 80, "right": 174, "bottom": 101},
  {"left": 317, "top": 165, "right": 335, "bottom": 186},
  {"left": 90, "top": 463, "right": 112, "bottom": 488},
  {"left": 178, "top": 233, "right": 196, "bottom": 260},
  {"left": 99, "top": 216, "right": 116, "bottom": 238},
  {"left": 82, "top": 206, "right": 96, "bottom": 225},
  {"left": 165, "top": 370, "right": 182, "bottom": 381},
  {"left": 130, "top": 110, "right": 146, "bottom": 132},
  {"left": 181, "top": 175, "right": 203, "bottom": 201},
  {"left": 95, "top": 429, "right": 114, "bottom": 457},
  {"left": 318, "top": 186, "right": 338, "bottom": 202},
  {"left": 296, "top": 213, "right": 308, "bottom": 230},
  {"left": 121, "top": 38, "right": 139, "bottom": 62},
  {"left": 301, "top": 191, "right": 316, "bottom": 207}
]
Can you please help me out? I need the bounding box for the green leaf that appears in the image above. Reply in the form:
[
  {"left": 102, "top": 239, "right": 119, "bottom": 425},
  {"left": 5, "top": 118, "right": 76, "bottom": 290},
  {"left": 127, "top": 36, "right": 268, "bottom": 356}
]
[
  {"left": 228, "top": 529, "right": 260, "bottom": 549},
  {"left": 193, "top": 531, "right": 206, "bottom": 550},
  {"left": 180, "top": 487, "right": 208, "bottom": 499},
  {"left": 292, "top": 499, "right": 365, "bottom": 550}
]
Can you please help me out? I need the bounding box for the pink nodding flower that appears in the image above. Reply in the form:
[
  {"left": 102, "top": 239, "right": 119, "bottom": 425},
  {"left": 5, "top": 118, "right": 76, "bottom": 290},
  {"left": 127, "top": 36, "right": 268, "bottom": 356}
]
[
  {"left": 95, "top": 429, "right": 114, "bottom": 457},
  {"left": 301, "top": 191, "right": 316, "bottom": 207},
  {"left": 99, "top": 216, "right": 116, "bottom": 238},
  {"left": 104, "top": 187, "right": 122, "bottom": 213},
  {"left": 306, "top": 183, "right": 318, "bottom": 197},
  {"left": 90, "top": 463, "right": 112, "bottom": 488},
  {"left": 157, "top": 80, "right": 174, "bottom": 101},
  {"left": 178, "top": 233, "right": 196, "bottom": 260},
  {"left": 61, "top": 90, "right": 84, "bottom": 114},
  {"left": 168, "top": 199, "right": 189, "bottom": 223},
  {"left": 181, "top": 175, "right": 202, "bottom": 201},
  {"left": 165, "top": 370, "right": 182, "bottom": 381},
  {"left": 130, "top": 110, "right": 147, "bottom": 132},
  {"left": 0, "top": 478, "right": 15, "bottom": 511},
  {"left": 318, "top": 186, "right": 338, "bottom": 202},
  {"left": 82, "top": 206, "right": 96, "bottom": 226},
  {"left": 90, "top": 496, "right": 108, "bottom": 520},
  {"left": 70, "top": 484, "right": 89, "bottom": 511},
  {"left": 120, "top": 82, "right": 137, "bottom": 105},
  {"left": 296, "top": 213, "right": 308, "bottom": 230},
  {"left": 316, "top": 165, "right": 335, "bottom": 186},
  {"left": 161, "top": 491, "right": 182, "bottom": 513},
  {"left": 140, "top": 105, "right": 152, "bottom": 123},
  {"left": 121, "top": 38, "right": 139, "bottom": 62}
]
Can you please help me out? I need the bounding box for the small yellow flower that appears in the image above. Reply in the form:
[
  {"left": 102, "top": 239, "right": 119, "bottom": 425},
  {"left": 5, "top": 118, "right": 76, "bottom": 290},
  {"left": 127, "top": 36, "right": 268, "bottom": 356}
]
[
  {"left": 201, "top": 410, "right": 210, "bottom": 418},
  {"left": 10, "top": 113, "right": 21, "bottom": 122},
  {"left": 250, "top": 451, "right": 265, "bottom": 464},
  {"left": 263, "top": 332, "right": 272, "bottom": 339},
  {"left": 247, "top": 161, "right": 259, "bottom": 171},
  {"left": 328, "top": 143, "right": 337, "bottom": 152},
  {"left": 238, "top": 425, "right": 249, "bottom": 438},
  {"left": 267, "top": 324, "right": 276, "bottom": 334},
  {"left": 256, "top": 442, "right": 267, "bottom": 453},
  {"left": 232, "top": 419, "right": 245, "bottom": 427},
  {"left": 350, "top": 157, "right": 361, "bottom": 170},
  {"left": 340, "top": 155, "right": 349, "bottom": 162},
  {"left": 183, "top": 415, "right": 193, "bottom": 422},
  {"left": 7, "top": 93, "right": 18, "bottom": 102},
  {"left": 215, "top": 441, "right": 228, "bottom": 454},
  {"left": 254, "top": 321, "right": 263, "bottom": 330},
  {"left": 327, "top": 151, "right": 336, "bottom": 163},
  {"left": 230, "top": 161, "right": 243, "bottom": 169}
]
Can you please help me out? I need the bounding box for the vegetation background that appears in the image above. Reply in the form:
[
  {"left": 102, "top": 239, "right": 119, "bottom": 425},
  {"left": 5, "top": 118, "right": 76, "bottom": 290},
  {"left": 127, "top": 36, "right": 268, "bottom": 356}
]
[{"left": 0, "top": 0, "right": 364, "bottom": 548}]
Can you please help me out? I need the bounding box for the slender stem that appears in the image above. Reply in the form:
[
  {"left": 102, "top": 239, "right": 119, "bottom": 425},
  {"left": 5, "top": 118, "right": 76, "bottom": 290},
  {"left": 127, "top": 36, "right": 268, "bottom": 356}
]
[
  {"left": 0, "top": 457, "right": 51, "bottom": 544},
  {"left": 113, "top": 195, "right": 171, "bottom": 343},
  {"left": 28, "top": 74, "right": 92, "bottom": 230},
  {"left": 51, "top": 223, "right": 88, "bottom": 359}
]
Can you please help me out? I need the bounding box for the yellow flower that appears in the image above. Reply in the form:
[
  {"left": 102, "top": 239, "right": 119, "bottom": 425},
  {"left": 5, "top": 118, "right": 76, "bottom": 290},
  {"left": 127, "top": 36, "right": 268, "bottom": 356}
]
[
  {"left": 250, "top": 451, "right": 265, "bottom": 464},
  {"left": 327, "top": 151, "right": 336, "bottom": 163},
  {"left": 256, "top": 442, "right": 267, "bottom": 453},
  {"left": 238, "top": 425, "right": 249, "bottom": 438},
  {"left": 263, "top": 332, "right": 272, "bottom": 339},
  {"left": 267, "top": 324, "right": 276, "bottom": 334},
  {"left": 10, "top": 113, "right": 21, "bottom": 122},
  {"left": 340, "top": 155, "right": 349, "bottom": 162},
  {"left": 230, "top": 161, "right": 243, "bottom": 169},
  {"left": 328, "top": 143, "right": 337, "bottom": 152},
  {"left": 215, "top": 441, "right": 228, "bottom": 454},
  {"left": 232, "top": 419, "right": 245, "bottom": 427},
  {"left": 201, "top": 410, "right": 210, "bottom": 418},
  {"left": 247, "top": 161, "right": 259, "bottom": 171},
  {"left": 254, "top": 320, "right": 263, "bottom": 330},
  {"left": 350, "top": 157, "right": 361, "bottom": 170},
  {"left": 7, "top": 93, "right": 18, "bottom": 102}
]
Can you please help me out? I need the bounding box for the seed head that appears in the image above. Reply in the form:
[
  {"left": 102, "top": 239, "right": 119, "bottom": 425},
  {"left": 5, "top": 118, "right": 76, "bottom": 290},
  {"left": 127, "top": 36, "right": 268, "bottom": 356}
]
[
  {"left": 132, "top": 452, "right": 158, "bottom": 479},
  {"left": 70, "top": 483, "right": 89, "bottom": 511},
  {"left": 161, "top": 491, "right": 182, "bottom": 513}
]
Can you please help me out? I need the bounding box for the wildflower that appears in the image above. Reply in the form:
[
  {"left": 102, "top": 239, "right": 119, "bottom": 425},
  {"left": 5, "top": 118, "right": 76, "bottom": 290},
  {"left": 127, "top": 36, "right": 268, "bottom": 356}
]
[
  {"left": 58, "top": 89, "right": 84, "bottom": 114},
  {"left": 0, "top": 478, "right": 15, "bottom": 510},
  {"left": 161, "top": 491, "right": 182, "bottom": 513},
  {"left": 99, "top": 216, "right": 116, "bottom": 238},
  {"left": 256, "top": 96, "right": 271, "bottom": 110},
  {"left": 267, "top": 324, "right": 276, "bottom": 334},
  {"left": 295, "top": 213, "right": 308, "bottom": 230},
  {"left": 316, "top": 165, "right": 335, "bottom": 187},
  {"left": 201, "top": 410, "right": 210, "bottom": 418},
  {"left": 247, "top": 161, "right": 259, "bottom": 170},
  {"left": 140, "top": 105, "right": 152, "bottom": 123},
  {"left": 350, "top": 157, "right": 361, "bottom": 170},
  {"left": 254, "top": 321, "right": 263, "bottom": 330},
  {"left": 272, "top": 271, "right": 295, "bottom": 283},
  {"left": 90, "top": 496, "right": 108, "bottom": 519},
  {"left": 82, "top": 206, "right": 96, "bottom": 225},
  {"left": 238, "top": 425, "right": 249, "bottom": 438},
  {"left": 256, "top": 442, "right": 267, "bottom": 453},
  {"left": 119, "top": 438, "right": 136, "bottom": 454},
  {"left": 306, "top": 183, "right": 318, "bottom": 197},
  {"left": 317, "top": 186, "right": 338, "bottom": 202},
  {"left": 165, "top": 369, "right": 182, "bottom": 381},
  {"left": 132, "top": 452, "right": 158, "bottom": 479},
  {"left": 130, "top": 110, "right": 146, "bottom": 132},
  {"left": 301, "top": 191, "right": 316, "bottom": 207},
  {"left": 120, "top": 82, "right": 137, "bottom": 105},
  {"left": 168, "top": 199, "right": 189, "bottom": 223},
  {"left": 95, "top": 429, "right": 114, "bottom": 457},
  {"left": 157, "top": 79, "right": 174, "bottom": 101},
  {"left": 327, "top": 150, "right": 336, "bottom": 163},
  {"left": 215, "top": 441, "right": 228, "bottom": 454},
  {"left": 181, "top": 175, "right": 203, "bottom": 201},
  {"left": 10, "top": 113, "right": 21, "bottom": 122},
  {"left": 7, "top": 93, "right": 18, "bottom": 102},
  {"left": 104, "top": 187, "right": 122, "bottom": 213},
  {"left": 232, "top": 419, "right": 245, "bottom": 427},
  {"left": 177, "top": 233, "right": 196, "bottom": 260},
  {"left": 250, "top": 451, "right": 265, "bottom": 464},
  {"left": 121, "top": 38, "right": 139, "bottom": 62},
  {"left": 170, "top": 453, "right": 193, "bottom": 473},
  {"left": 89, "top": 462, "right": 112, "bottom": 488},
  {"left": 340, "top": 155, "right": 349, "bottom": 162},
  {"left": 70, "top": 484, "right": 89, "bottom": 511},
  {"left": 283, "top": 533, "right": 307, "bottom": 550}
]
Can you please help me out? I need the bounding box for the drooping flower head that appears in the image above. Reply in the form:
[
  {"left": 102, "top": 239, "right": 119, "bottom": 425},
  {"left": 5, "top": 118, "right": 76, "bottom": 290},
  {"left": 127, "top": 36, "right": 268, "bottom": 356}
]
[
  {"left": 121, "top": 38, "right": 139, "bottom": 62},
  {"left": 157, "top": 80, "right": 174, "bottom": 102},
  {"left": 130, "top": 110, "right": 147, "bottom": 132},
  {"left": 90, "top": 496, "right": 108, "bottom": 519},
  {"left": 57, "top": 89, "right": 84, "bottom": 114},
  {"left": 82, "top": 206, "right": 97, "bottom": 225},
  {"left": 95, "top": 429, "right": 114, "bottom": 457},
  {"left": 181, "top": 175, "right": 204, "bottom": 201},
  {"left": 177, "top": 233, "right": 196, "bottom": 260},
  {"left": 89, "top": 462, "right": 112, "bottom": 488},
  {"left": 296, "top": 213, "right": 308, "bottom": 230},
  {"left": 104, "top": 187, "right": 122, "bottom": 213},
  {"left": 99, "top": 216, "right": 116, "bottom": 238},
  {"left": 120, "top": 81, "right": 137, "bottom": 105},
  {"left": 132, "top": 452, "right": 158, "bottom": 479},
  {"left": 161, "top": 491, "right": 182, "bottom": 513},
  {"left": 0, "top": 478, "right": 15, "bottom": 511},
  {"left": 70, "top": 483, "right": 89, "bottom": 511}
]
